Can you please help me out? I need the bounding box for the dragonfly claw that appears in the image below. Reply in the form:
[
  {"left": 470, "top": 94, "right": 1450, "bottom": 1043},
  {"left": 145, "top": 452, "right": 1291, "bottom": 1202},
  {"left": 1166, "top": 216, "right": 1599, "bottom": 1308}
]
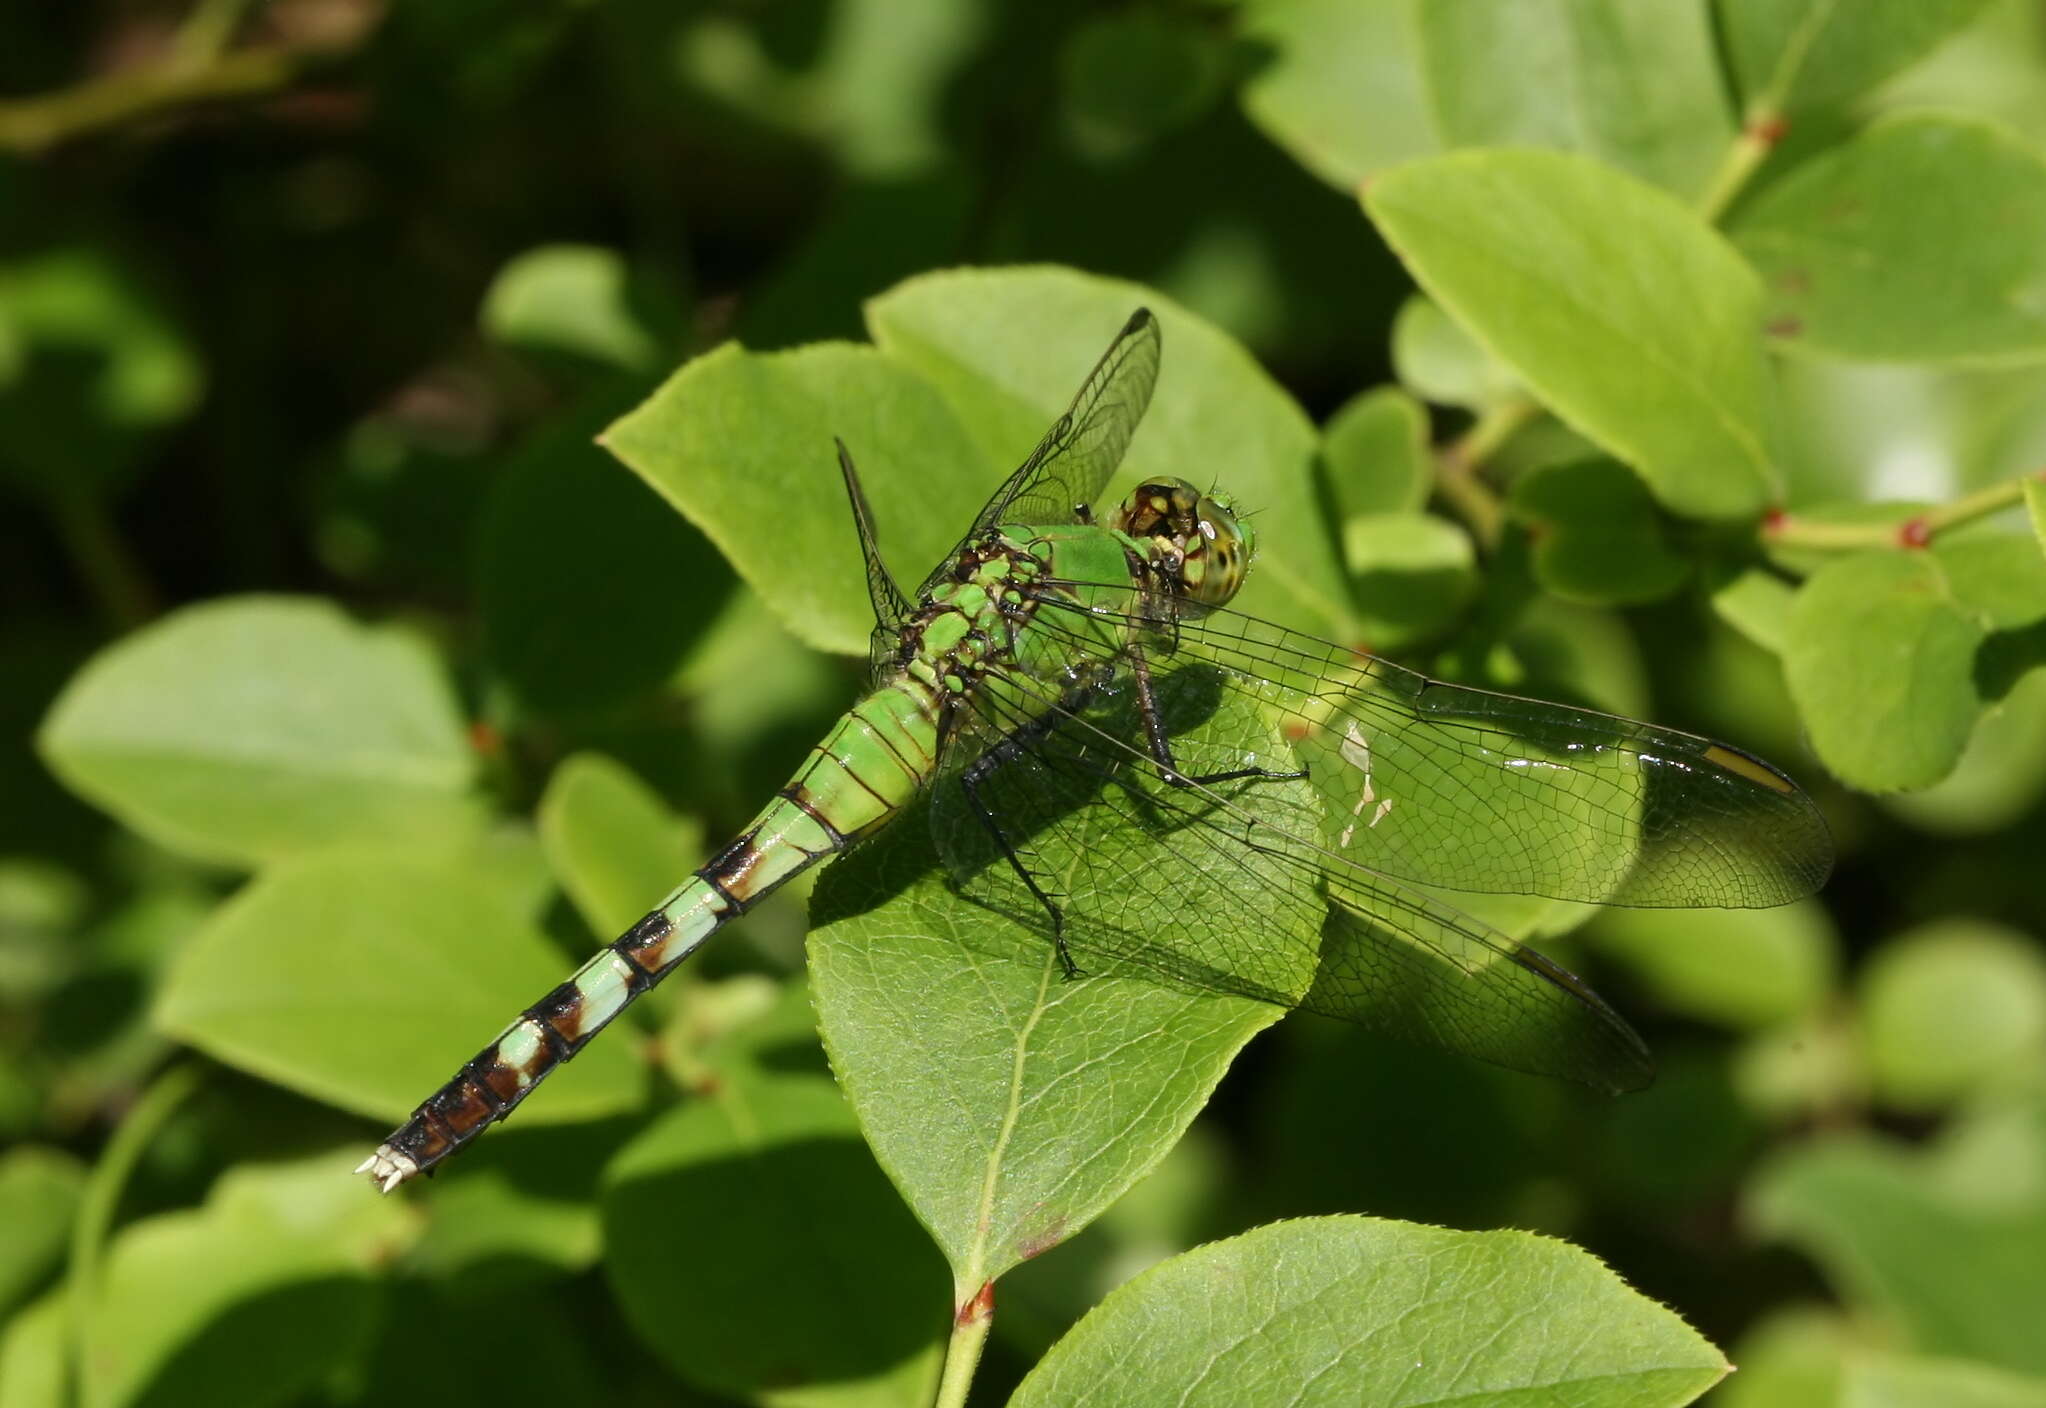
[{"left": 356, "top": 1144, "right": 419, "bottom": 1194}]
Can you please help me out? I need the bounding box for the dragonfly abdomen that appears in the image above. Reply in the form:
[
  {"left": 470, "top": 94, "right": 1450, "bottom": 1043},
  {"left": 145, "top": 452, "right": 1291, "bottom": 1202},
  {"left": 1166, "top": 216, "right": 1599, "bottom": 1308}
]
[{"left": 357, "top": 681, "right": 942, "bottom": 1192}]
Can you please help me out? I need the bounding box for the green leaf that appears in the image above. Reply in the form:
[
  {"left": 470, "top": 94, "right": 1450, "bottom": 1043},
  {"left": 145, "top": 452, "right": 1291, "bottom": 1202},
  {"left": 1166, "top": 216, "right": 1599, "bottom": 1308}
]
[
  {"left": 1366, "top": 149, "right": 1778, "bottom": 520},
  {"left": 1391, "top": 293, "right": 1520, "bottom": 410},
  {"left": 1712, "top": 567, "right": 1798, "bottom": 656},
  {"left": 1589, "top": 899, "right": 1837, "bottom": 1031},
  {"left": 477, "top": 394, "right": 730, "bottom": 715},
  {"left": 1746, "top": 1096, "right": 2046, "bottom": 1377},
  {"left": 0, "top": 1294, "right": 64, "bottom": 1408},
  {"left": 155, "top": 850, "right": 643, "bottom": 1124},
  {"left": 1510, "top": 458, "right": 1691, "bottom": 605},
  {"left": 1735, "top": 114, "right": 2046, "bottom": 365},
  {"left": 479, "top": 244, "right": 671, "bottom": 372},
  {"left": 83, "top": 1154, "right": 406, "bottom": 1408},
  {"left": 811, "top": 672, "right": 1320, "bottom": 1287},
  {"left": 1783, "top": 551, "right": 1984, "bottom": 790},
  {"left": 1937, "top": 531, "right": 2046, "bottom": 632},
  {"left": 1320, "top": 385, "right": 1429, "bottom": 520},
  {"left": 1721, "top": 0, "right": 1996, "bottom": 114},
  {"left": 1843, "top": 1354, "right": 2046, "bottom": 1408},
  {"left": 1717, "top": 1306, "right": 1851, "bottom": 1408},
  {"left": 537, "top": 751, "right": 702, "bottom": 939},
  {"left": 601, "top": 1071, "right": 945, "bottom": 1405},
  {"left": 1341, "top": 511, "right": 1477, "bottom": 648},
  {"left": 0, "top": 249, "right": 202, "bottom": 500},
  {"left": 603, "top": 340, "right": 989, "bottom": 657},
  {"left": 867, "top": 268, "right": 1355, "bottom": 637},
  {"left": 37, "top": 596, "right": 485, "bottom": 867},
  {"left": 1238, "top": 0, "right": 1439, "bottom": 190},
  {"left": 1059, "top": 12, "right": 1230, "bottom": 160},
  {"left": 1416, "top": 0, "right": 1732, "bottom": 201},
  {"left": 1011, "top": 1217, "right": 1728, "bottom": 1406},
  {"left": 1859, "top": 918, "right": 2046, "bottom": 1110},
  {"left": 0, "top": 1148, "right": 82, "bottom": 1319},
  {"left": 1884, "top": 666, "right": 2046, "bottom": 835}
]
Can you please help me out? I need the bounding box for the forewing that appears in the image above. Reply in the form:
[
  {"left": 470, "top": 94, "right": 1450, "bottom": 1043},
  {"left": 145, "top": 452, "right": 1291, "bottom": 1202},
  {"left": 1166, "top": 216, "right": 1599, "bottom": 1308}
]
[
  {"left": 1025, "top": 594, "right": 1833, "bottom": 909},
  {"left": 916, "top": 309, "right": 1161, "bottom": 597},
  {"left": 929, "top": 654, "right": 1652, "bottom": 1092}
]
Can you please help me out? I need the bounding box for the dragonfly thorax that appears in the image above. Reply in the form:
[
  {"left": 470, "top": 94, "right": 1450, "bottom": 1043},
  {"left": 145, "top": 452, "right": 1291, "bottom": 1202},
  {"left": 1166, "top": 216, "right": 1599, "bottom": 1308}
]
[{"left": 1110, "top": 477, "right": 1254, "bottom": 609}]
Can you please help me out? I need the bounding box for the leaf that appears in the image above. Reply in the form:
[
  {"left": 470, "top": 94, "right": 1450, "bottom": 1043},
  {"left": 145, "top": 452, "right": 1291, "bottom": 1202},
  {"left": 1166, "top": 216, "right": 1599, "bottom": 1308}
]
[
  {"left": 1510, "top": 457, "right": 1691, "bottom": 605},
  {"left": 1340, "top": 511, "right": 1477, "bottom": 648},
  {"left": 0, "top": 1293, "right": 63, "bottom": 1408},
  {"left": 1366, "top": 149, "right": 1779, "bottom": 520},
  {"left": 1721, "top": 0, "right": 1996, "bottom": 115},
  {"left": 1712, "top": 567, "right": 1798, "bottom": 656},
  {"left": 1883, "top": 667, "right": 2046, "bottom": 836},
  {"left": 1746, "top": 1096, "right": 2046, "bottom": 1376},
  {"left": 1320, "top": 385, "right": 1429, "bottom": 520},
  {"left": 537, "top": 751, "right": 702, "bottom": 938},
  {"left": 1735, "top": 114, "right": 2046, "bottom": 365},
  {"left": 1782, "top": 551, "right": 1984, "bottom": 790},
  {"left": 2027, "top": 479, "right": 2046, "bottom": 553},
  {"left": 1010, "top": 1217, "right": 1729, "bottom": 1406},
  {"left": 479, "top": 244, "right": 674, "bottom": 371},
  {"left": 476, "top": 394, "right": 731, "bottom": 715},
  {"left": 155, "top": 850, "right": 643, "bottom": 1125},
  {"left": 1238, "top": 0, "right": 1439, "bottom": 190},
  {"left": 37, "top": 596, "right": 485, "bottom": 867},
  {"left": 811, "top": 674, "right": 1320, "bottom": 1287},
  {"left": 83, "top": 1154, "right": 407, "bottom": 1408},
  {"left": 1858, "top": 918, "right": 2046, "bottom": 1110},
  {"left": 0, "top": 249, "right": 203, "bottom": 501},
  {"left": 1391, "top": 294, "right": 1520, "bottom": 410},
  {"left": 1589, "top": 899, "right": 1837, "bottom": 1031},
  {"left": 1416, "top": 0, "right": 1732, "bottom": 201},
  {"left": 867, "top": 267, "right": 1355, "bottom": 637},
  {"left": 1842, "top": 1354, "right": 2046, "bottom": 1408},
  {"left": 0, "top": 1148, "right": 82, "bottom": 1319},
  {"left": 601, "top": 1071, "right": 945, "bottom": 1406},
  {"left": 603, "top": 340, "right": 989, "bottom": 656},
  {"left": 1059, "top": 12, "right": 1231, "bottom": 160}
]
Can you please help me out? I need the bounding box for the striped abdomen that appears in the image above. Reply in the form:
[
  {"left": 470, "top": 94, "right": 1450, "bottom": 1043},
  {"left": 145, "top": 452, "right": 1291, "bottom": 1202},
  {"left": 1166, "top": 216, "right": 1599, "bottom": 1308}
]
[{"left": 358, "top": 680, "right": 939, "bottom": 1191}]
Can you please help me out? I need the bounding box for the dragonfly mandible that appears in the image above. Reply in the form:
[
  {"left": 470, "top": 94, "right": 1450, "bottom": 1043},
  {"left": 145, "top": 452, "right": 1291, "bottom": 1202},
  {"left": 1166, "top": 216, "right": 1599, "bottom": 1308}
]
[{"left": 359, "top": 309, "right": 1832, "bottom": 1191}]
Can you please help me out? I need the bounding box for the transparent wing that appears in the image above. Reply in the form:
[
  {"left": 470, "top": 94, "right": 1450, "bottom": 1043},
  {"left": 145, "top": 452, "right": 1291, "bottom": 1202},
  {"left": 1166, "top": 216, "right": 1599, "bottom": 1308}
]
[
  {"left": 1020, "top": 589, "right": 1833, "bottom": 908},
  {"left": 915, "top": 309, "right": 1161, "bottom": 597},
  {"left": 928, "top": 657, "right": 1651, "bottom": 1092}
]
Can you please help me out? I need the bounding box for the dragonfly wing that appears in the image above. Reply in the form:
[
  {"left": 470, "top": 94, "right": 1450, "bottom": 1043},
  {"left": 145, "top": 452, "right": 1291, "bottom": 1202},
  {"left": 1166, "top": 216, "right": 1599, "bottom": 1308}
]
[
  {"left": 1025, "top": 594, "right": 1833, "bottom": 908},
  {"left": 931, "top": 656, "right": 1653, "bottom": 1092},
  {"left": 915, "top": 309, "right": 1161, "bottom": 597}
]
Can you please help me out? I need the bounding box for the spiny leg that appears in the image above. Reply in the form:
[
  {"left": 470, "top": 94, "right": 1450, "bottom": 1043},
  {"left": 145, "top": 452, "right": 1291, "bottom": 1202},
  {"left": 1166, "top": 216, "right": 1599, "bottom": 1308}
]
[
  {"left": 1128, "top": 647, "right": 1307, "bottom": 789},
  {"left": 960, "top": 703, "right": 1087, "bottom": 979}
]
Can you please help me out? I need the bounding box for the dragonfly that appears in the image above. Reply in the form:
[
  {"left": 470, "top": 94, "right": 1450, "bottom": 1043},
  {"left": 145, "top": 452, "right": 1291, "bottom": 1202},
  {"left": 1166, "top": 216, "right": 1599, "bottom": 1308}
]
[{"left": 359, "top": 308, "right": 1833, "bottom": 1192}]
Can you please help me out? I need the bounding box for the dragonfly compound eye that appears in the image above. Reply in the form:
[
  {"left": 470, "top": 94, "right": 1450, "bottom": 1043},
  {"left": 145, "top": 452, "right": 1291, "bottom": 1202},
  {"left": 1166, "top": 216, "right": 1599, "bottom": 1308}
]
[{"left": 1112, "top": 477, "right": 1254, "bottom": 609}]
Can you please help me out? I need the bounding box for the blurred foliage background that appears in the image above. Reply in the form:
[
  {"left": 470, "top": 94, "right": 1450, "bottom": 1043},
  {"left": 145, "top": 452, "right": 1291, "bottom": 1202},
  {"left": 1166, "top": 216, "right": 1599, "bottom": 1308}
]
[{"left": 5, "top": 1, "right": 2046, "bottom": 1406}]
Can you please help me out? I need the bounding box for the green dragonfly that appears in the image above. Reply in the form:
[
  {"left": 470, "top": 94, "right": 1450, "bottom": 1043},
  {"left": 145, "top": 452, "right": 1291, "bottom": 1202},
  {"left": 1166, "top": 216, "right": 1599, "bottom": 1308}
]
[{"left": 360, "top": 309, "right": 1832, "bottom": 1191}]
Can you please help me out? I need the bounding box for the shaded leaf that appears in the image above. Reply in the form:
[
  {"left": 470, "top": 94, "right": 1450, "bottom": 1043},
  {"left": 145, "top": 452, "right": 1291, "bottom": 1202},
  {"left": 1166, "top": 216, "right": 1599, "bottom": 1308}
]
[
  {"left": 1859, "top": 918, "right": 2046, "bottom": 1110},
  {"left": 1321, "top": 385, "right": 1430, "bottom": 520},
  {"left": 537, "top": 751, "right": 703, "bottom": 938},
  {"left": 1511, "top": 458, "right": 1690, "bottom": 605},
  {"left": 1721, "top": 0, "right": 1996, "bottom": 114}
]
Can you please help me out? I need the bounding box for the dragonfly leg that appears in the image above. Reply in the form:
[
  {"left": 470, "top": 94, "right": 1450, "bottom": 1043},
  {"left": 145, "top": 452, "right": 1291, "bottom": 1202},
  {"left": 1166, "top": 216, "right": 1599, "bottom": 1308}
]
[
  {"left": 960, "top": 712, "right": 1085, "bottom": 980},
  {"left": 1129, "top": 649, "right": 1308, "bottom": 788}
]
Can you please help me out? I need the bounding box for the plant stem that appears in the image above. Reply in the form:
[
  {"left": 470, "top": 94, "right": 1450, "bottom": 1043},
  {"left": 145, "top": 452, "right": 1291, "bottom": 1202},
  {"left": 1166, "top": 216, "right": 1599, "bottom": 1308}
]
[
  {"left": 934, "top": 1281, "right": 995, "bottom": 1408},
  {"left": 0, "top": 44, "right": 302, "bottom": 155},
  {"left": 1434, "top": 397, "right": 1533, "bottom": 548},
  {"left": 51, "top": 490, "right": 160, "bottom": 629},
  {"left": 1696, "top": 110, "right": 1783, "bottom": 225},
  {"left": 172, "top": 0, "right": 266, "bottom": 67},
  {"left": 67, "top": 1064, "right": 204, "bottom": 1406},
  {"left": 1767, "top": 474, "right": 2040, "bottom": 552}
]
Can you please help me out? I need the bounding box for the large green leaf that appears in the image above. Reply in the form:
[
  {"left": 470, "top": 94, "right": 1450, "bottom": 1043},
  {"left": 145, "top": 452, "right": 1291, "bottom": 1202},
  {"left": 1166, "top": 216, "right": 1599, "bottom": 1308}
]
[
  {"left": 601, "top": 1071, "right": 946, "bottom": 1406},
  {"left": 1010, "top": 1217, "right": 1729, "bottom": 1406},
  {"left": 1858, "top": 918, "right": 2046, "bottom": 1110},
  {"left": 1735, "top": 114, "right": 2046, "bottom": 365},
  {"left": 37, "top": 596, "right": 484, "bottom": 867},
  {"left": 1746, "top": 1095, "right": 2046, "bottom": 1376},
  {"left": 155, "top": 850, "right": 643, "bottom": 1125},
  {"left": 0, "top": 1148, "right": 82, "bottom": 1319},
  {"left": 1366, "top": 149, "right": 1779, "bottom": 519},
  {"left": 1416, "top": 0, "right": 1731, "bottom": 201},
  {"left": 1237, "top": 0, "right": 1439, "bottom": 189},
  {"left": 83, "top": 1155, "right": 407, "bottom": 1408},
  {"left": 1783, "top": 551, "right": 1985, "bottom": 790},
  {"left": 810, "top": 677, "right": 1319, "bottom": 1289},
  {"left": 1720, "top": 0, "right": 1996, "bottom": 114}
]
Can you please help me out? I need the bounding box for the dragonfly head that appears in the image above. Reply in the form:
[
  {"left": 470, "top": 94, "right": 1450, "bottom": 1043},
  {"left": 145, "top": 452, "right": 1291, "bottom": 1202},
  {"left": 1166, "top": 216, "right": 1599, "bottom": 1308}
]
[{"left": 1112, "top": 477, "right": 1254, "bottom": 610}]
